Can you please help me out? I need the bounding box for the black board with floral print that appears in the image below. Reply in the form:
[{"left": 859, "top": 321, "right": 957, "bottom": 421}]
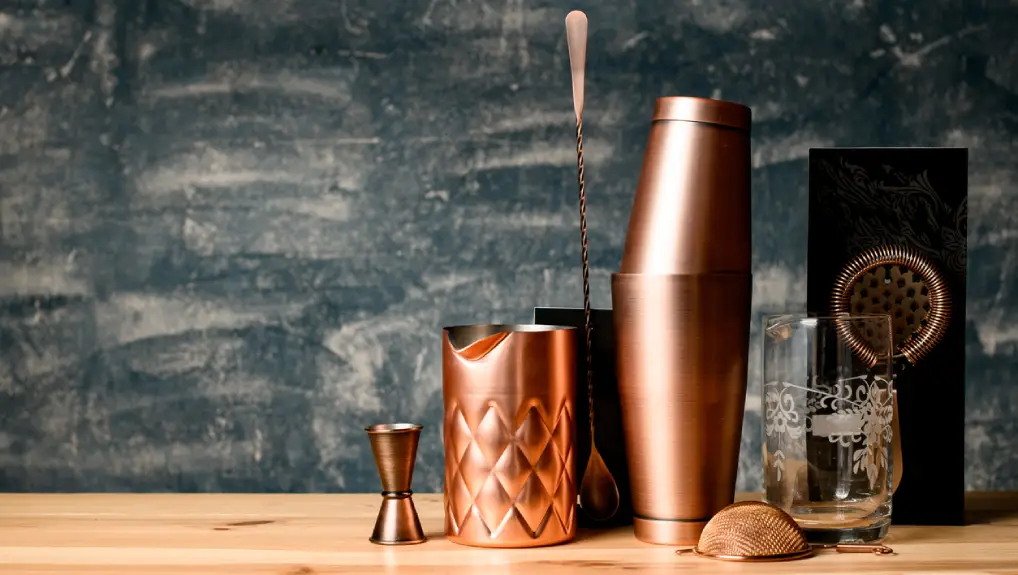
[{"left": 807, "top": 147, "right": 968, "bottom": 525}]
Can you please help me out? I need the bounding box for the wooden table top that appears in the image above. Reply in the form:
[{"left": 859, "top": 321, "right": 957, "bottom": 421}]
[{"left": 2, "top": 492, "right": 1017, "bottom": 574}]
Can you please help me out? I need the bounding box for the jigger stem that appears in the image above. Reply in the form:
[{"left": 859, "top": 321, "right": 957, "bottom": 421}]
[{"left": 366, "top": 423, "right": 426, "bottom": 545}]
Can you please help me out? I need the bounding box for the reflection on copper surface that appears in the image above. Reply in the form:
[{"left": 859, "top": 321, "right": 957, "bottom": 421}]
[
  {"left": 442, "top": 324, "right": 577, "bottom": 548},
  {"left": 619, "top": 97, "right": 752, "bottom": 275},
  {"left": 611, "top": 273, "right": 752, "bottom": 545},
  {"left": 611, "top": 95, "right": 753, "bottom": 546}
]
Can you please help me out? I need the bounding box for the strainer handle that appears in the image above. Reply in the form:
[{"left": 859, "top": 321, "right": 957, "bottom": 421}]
[{"left": 819, "top": 543, "right": 895, "bottom": 555}]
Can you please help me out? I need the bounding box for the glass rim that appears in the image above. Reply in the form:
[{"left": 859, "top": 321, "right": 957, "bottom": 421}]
[
  {"left": 763, "top": 313, "right": 893, "bottom": 330},
  {"left": 762, "top": 312, "right": 892, "bottom": 321}
]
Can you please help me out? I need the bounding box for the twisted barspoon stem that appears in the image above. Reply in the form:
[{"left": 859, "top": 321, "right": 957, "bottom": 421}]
[{"left": 575, "top": 118, "right": 594, "bottom": 441}]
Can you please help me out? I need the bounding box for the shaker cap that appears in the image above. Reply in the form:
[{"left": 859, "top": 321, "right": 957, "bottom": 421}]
[{"left": 653, "top": 96, "right": 752, "bottom": 131}]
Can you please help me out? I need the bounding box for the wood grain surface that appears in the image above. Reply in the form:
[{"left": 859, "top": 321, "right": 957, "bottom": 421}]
[{"left": 2, "top": 492, "right": 1017, "bottom": 574}]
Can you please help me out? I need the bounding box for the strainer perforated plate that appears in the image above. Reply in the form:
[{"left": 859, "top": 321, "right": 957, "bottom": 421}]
[
  {"left": 830, "top": 244, "right": 951, "bottom": 368},
  {"left": 849, "top": 264, "right": 929, "bottom": 353}
]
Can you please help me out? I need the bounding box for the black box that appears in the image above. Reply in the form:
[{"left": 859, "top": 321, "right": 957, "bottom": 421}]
[
  {"left": 807, "top": 148, "right": 967, "bottom": 525},
  {"left": 533, "top": 307, "right": 633, "bottom": 527}
]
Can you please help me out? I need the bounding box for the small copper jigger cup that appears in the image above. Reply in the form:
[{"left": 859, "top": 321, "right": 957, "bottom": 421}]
[
  {"left": 611, "top": 273, "right": 752, "bottom": 546},
  {"left": 365, "top": 423, "right": 426, "bottom": 545},
  {"left": 442, "top": 324, "right": 577, "bottom": 548}
]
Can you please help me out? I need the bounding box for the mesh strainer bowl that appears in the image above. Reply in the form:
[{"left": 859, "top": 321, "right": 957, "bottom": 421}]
[
  {"left": 681, "top": 501, "right": 813, "bottom": 561},
  {"left": 675, "top": 501, "right": 894, "bottom": 562}
]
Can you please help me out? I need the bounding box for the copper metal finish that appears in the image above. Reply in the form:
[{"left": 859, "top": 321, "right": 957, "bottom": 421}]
[
  {"left": 891, "top": 389, "right": 903, "bottom": 493},
  {"left": 682, "top": 501, "right": 813, "bottom": 561},
  {"left": 575, "top": 115, "right": 621, "bottom": 521},
  {"left": 619, "top": 96, "right": 752, "bottom": 275},
  {"left": 674, "top": 501, "right": 894, "bottom": 562},
  {"left": 365, "top": 423, "right": 426, "bottom": 545},
  {"left": 830, "top": 244, "right": 951, "bottom": 368},
  {"left": 612, "top": 95, "right": 753, "bottom": 544},
  {"left": 565, "top": 9, "right": 620, "bottom": 524},
  {"left": 820, "top": 543, "right": 896, "bottom": 555},
  {"left": 610, "top": 273, "right": 751, "bottom": 545},
  {"left": 442, "top": 324, "right": 578, "bottom": 548},
  {"left": 575, "top": 105, "right": 593, "bottom": 443},
  {"left": 652, "top": 96, "right": 752, "bottom": 130}
]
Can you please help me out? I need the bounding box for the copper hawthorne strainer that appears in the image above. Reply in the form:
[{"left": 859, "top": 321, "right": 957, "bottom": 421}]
[
  {"left": 829, "top": 244, "right": 952, "bottom": 371},
  {"left": 675, "top": 501, "right": 894, "bottom": 562}
]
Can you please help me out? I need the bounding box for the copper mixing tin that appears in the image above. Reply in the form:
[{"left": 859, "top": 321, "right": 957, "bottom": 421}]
[
  {"left": 610, "top": 273, "right": 752, "bottom": 545},
  {"left": 619, "top": 96, "right": 752, "bottom": 275},
  {"left": 441, "top": 324, "right": 577, "bottom": 548}
]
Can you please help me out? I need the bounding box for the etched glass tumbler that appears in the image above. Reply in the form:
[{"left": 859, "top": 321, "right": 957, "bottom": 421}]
[{"left": 761, "top": 314, "right": 895, "bottom": 544}]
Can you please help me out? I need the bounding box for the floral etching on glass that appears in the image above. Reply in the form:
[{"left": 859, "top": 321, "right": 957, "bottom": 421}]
[{"left": 764, "top": 374, "right": 893, "bottom": 489}]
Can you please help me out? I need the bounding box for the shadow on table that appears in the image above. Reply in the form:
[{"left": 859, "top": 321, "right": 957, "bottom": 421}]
[
  {"left": 574, "top": 527, "right": 626, "bottom": 543},
  {"left": 423, "top": 530, "right": 446, "bottom": 541},
  {"left": 966, "top": 508, "right": 1018, "bottom": 526}
]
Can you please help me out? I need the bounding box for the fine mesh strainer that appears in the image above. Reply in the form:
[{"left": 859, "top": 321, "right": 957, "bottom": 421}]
[{"left": 675, "top": 501, "right": 894, "bottom": 562}]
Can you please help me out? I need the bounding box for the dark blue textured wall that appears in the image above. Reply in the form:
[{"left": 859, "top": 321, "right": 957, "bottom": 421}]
[{"left": 1, "top": 0, "right": 1016, "bottom": 493}]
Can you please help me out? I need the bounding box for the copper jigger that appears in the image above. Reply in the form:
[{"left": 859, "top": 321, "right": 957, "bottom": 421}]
[
  {"left": 442, "top": 324, "right": 577, "bottom": 548},
  {"left": 365, "top": 423, "right": 426, "bottom": 545}
]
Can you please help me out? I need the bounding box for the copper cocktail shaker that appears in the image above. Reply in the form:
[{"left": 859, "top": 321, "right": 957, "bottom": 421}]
[{"left": 611, "top": 96, "right": 752, "bottom": 546}]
